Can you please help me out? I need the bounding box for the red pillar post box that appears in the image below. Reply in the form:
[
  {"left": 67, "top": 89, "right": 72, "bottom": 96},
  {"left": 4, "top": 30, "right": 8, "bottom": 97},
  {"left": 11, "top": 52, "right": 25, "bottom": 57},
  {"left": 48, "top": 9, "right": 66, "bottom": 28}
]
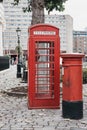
[
  {"left": 61, "top": 53, "right": 84, "bottom": 119},
  {"left": 28, "top": 24, "right": 60, "bottom": 109}
]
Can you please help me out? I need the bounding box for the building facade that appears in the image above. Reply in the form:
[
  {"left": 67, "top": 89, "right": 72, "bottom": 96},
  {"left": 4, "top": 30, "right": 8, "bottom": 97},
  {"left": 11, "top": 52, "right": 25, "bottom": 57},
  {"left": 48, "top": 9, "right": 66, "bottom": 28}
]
[
  {"left": 73, "top": 31, "right": 87, "bottom": 54},
  {"left": 3, "top": 0, "right": 73, "bottom": 56},
  {"left": 45, "top": 14, "right": 73, "bottom": 53},
  {"left": 0, "top": 1, "right": 6, "bottom": 55},
  {"left": 3, "top": 0, "right": 31, "bottom": 56}
]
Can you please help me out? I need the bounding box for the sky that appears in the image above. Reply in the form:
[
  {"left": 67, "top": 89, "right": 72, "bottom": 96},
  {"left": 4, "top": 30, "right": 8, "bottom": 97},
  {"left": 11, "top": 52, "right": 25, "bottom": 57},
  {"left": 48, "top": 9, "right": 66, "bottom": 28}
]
[{"left": 50, "top": 0, "right": 87, "bottom": 31}]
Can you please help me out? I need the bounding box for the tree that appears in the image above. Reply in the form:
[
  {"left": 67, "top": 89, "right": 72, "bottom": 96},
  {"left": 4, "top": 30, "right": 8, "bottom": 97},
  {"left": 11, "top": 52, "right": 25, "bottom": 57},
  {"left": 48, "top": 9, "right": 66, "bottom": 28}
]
[{"left": 13, "top": 0, "right": 67, "bottom": 25}]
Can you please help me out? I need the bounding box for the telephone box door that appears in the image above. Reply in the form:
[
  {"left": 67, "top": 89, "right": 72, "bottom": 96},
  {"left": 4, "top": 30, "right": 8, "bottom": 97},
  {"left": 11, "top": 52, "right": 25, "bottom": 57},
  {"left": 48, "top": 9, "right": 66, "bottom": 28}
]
[{"left": 28, "top": 24, "right": 60, "bottom": 109}]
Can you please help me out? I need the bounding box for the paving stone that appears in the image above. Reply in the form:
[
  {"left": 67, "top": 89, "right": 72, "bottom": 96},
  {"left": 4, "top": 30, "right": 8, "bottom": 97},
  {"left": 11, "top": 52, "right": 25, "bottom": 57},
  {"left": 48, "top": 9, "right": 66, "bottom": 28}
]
[
  {"left": 22, "top": 127, "right": 34, "bottom": 130},
  {"left": 34, "top": 127, "right": 55, "bottom": 130},
  {"left": 0, "top": 125, "right": 11, "bottom": 130},
  {"left": 1, "top": 129, "right": 10, "bottom": 130},
  {"left": 33, "top": 127, "right": 43, "bottom": 130},
  {"left": 23, "top": 129, "right": 34, "bottom": 130},
  {"left": 0, "top": 123, "right": 4, "bottom": 128},
  {"left": 11, "top": 129, "right": 23, "bottom": 130},
  {"left": 56, "top": 128, "right": 70, "bottom": 130},
  {"left": 42, "top": 127, "right": 55, "bottom": 130},
  {"left": 70, "top": 127, "right": 87, "bottom": 130}
]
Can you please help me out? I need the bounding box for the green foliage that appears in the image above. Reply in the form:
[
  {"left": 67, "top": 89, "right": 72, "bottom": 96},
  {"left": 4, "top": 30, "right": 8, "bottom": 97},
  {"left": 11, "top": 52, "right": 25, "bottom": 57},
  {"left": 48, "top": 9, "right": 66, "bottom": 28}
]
[
  {"left": 22, "top": 0, "right": 32, "bottom": 12},
  {"left": 45, "top": 0, "right": 67, "bottom": 13},
  {"left": 13, "top": 0, "right": 67, "bottom": 13},
  {"left": 12, "top": 0, "right": 20, "bottom": 5},
  {"left": 12, "top": 0, "right": 32, "bottom": 12},
  {"left": 83, "top": 68, "right": 87, "bottom": 84}
]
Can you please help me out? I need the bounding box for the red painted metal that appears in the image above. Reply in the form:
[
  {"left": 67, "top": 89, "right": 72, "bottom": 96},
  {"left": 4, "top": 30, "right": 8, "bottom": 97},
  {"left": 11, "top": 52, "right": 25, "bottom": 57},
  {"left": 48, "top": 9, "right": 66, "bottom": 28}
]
[
  {"left": 28, "top": 24, "right": 60, "bottom": 109},
  {"left": 61, "top": 53, "right": 84, "bottom": 101}
]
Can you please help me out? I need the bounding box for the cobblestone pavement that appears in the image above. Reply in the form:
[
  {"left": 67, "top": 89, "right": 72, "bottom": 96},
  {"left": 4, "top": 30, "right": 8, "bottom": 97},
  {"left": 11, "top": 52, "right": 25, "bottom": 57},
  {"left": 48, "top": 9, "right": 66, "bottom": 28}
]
[{"left": 0, "top": 65, "right": 87, "bottom": 130}]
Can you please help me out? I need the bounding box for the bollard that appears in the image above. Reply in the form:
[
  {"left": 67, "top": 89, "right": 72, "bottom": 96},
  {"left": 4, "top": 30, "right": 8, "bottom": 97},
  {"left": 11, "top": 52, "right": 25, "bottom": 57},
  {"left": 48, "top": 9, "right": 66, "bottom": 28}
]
[
  {"left": 61, "top": 53, "right": 84, "bottom": 119},
  {"left": 23, "top": 69, "right": 28, "bottom": 83},
  {"left": 17, "top": 63, "right": 21, "bottom": 78}
]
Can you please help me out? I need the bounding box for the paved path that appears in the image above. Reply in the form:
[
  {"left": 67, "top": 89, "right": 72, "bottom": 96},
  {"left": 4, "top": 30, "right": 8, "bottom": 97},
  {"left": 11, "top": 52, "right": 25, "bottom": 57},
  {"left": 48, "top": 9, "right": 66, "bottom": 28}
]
[{"left": 0, "top": 65, "right": 87, "bottom": 130}]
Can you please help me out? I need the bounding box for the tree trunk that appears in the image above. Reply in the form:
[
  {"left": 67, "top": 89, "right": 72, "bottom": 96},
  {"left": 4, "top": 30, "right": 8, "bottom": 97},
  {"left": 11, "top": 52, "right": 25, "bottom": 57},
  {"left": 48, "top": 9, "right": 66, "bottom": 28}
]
[{"left": 31, "top": 0, "right": 44, "bottom": 25}]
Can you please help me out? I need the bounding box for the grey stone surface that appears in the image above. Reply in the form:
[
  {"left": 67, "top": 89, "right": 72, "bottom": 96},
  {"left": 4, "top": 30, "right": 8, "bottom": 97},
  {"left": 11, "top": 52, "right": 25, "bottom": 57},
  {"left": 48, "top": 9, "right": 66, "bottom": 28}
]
[
  {"left": 70, "top": 128, "right": 87, "bottom": 130},
  {"left": 0, "top": 65, "right": 87, "bottom": 130}
]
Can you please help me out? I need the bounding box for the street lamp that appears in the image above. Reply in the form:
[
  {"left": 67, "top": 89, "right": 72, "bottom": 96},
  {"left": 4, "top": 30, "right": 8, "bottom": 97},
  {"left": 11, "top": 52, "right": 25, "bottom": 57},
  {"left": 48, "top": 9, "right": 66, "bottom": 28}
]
[{"left": 16, "top": 27, "right": 21, "bottom": 78}]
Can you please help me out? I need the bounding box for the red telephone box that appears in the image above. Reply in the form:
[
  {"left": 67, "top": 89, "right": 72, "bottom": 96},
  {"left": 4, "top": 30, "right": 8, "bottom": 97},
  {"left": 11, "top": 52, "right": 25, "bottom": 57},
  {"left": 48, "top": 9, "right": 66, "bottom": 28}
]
[{"left": 28, "top": 24, "right": 60, "bottom": 109}]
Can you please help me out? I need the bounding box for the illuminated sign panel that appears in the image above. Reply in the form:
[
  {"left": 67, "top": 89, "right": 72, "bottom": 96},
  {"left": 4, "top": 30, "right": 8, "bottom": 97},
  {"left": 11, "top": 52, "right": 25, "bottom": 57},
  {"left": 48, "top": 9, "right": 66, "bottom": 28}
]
[{"left": 34, "top": 31, "right": 56, "bottom": 35}]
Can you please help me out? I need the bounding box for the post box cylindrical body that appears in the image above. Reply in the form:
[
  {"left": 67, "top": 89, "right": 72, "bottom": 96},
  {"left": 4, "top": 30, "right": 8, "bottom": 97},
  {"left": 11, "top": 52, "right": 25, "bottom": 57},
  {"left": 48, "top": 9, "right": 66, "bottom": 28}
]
[{"left": 61, "top": 53, "right": 84, "bottom": 119}]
